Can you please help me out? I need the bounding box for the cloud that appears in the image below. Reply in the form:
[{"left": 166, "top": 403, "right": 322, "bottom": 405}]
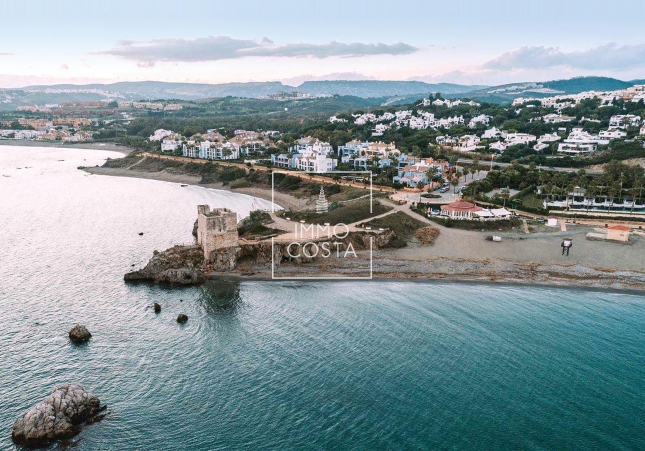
[
  {"left": 97, "top": 36, "right": 418, "bottom": 63},
  {"left": 484, "top": 43, "right": 645, "bottom": 71},
  {"left": 0, "top": 52, "right": 13, "bottom": 56},
  {"left": 60, "top": 63, "right": 69, "bottom": 70}
]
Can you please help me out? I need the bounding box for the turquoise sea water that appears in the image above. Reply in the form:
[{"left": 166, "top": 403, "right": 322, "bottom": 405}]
[{"left": 1, "top": 146, "right": 645, "bottom": 450}]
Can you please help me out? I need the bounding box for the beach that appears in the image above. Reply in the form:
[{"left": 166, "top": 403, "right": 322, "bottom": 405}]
[
  {"left": 84, "top": 165, "right": 313, "bottom": 211},
  {"left": 83, "top": 162, "right": 645, "bottom": 292},
  {"left": 0, "top": 139, "right": 132, "bottom": 154}
]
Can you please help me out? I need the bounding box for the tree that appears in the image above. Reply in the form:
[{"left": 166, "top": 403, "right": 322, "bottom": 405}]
[{"left": 451, "top": 177, "right": 459, "bottom": 193}]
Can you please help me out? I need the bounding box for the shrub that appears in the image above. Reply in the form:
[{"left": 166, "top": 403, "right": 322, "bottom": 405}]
[
  {"left": 414, "top": 226, "right": 441, "bottom": 245},
  {"left": 230, "top": 179, "right": 252, "bottom": 189}
]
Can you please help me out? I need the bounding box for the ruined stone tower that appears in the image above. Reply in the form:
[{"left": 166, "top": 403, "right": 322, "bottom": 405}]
[{"left": 196, "top": 205, "right": 239, "bottom": 263}]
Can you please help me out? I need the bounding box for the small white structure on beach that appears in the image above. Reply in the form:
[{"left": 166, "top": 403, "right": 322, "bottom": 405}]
[{"left": 547, "top": 217, "right": 558, "bottom": 227}]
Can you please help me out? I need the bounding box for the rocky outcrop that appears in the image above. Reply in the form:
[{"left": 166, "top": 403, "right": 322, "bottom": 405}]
[
  {"left": 177, "top": 314, "right": 188, "bottom": 324},
  {"left": 153, "top": 303, "right": 161, "bottom": 313},
  {"left": 68, "top": 325, "right": 91, "bottom": 344},
  {"left": 12, "top": 384, "right": 105, "bottom": 448},
  {"left": 124, "top": 245, "right": 205, "bottom": 285},
  {"left": 125, "top": 225, "right": 395, "bottom": 282}
]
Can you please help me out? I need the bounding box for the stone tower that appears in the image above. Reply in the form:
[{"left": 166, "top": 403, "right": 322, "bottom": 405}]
[{"left": 196, "top": 205, "right": 239, "bottom": 261}]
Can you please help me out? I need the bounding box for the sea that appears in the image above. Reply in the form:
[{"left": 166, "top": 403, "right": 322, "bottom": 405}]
[{"left": 1, "top": 145, "right": 645, "bottom": 450}]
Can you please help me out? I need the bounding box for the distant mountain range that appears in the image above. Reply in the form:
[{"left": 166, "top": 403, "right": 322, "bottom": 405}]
[
  {"left": 447, "top": 77, "right": 639, "bottom": 103},
  {"left": 14, "top": 80, "right": 484, "bottom": 102},
  {"left": 0, "top": 76, "right": 642, "bottom": 109}
]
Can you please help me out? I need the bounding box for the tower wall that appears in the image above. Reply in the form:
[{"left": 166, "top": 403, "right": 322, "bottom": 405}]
[{"left": 196, "top": 205, "right": 239, "bottom": 261}]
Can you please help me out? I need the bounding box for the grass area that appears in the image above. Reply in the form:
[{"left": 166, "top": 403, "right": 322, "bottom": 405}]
[
  {"left": 282, "top": 199, "right": 391, "bottom": 225},
  {"left": 429, "top": 216, "right": 524, "bottom": 232},
  {"left": 516, "top": 193, "right": 546, "bottom": 210},
  {"left": 362, "top": 211, "right": 428, "bottom": 248},
  {"left": 237, "top": 211, "right": 282, "bottom": 240},
  {"left": 101, "top": 153, "right": 144, "bottom": 169}
]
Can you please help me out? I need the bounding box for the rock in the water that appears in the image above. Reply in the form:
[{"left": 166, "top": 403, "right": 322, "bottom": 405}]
[
  {"left": 124, "top": 245, "right": 205, "bottom": 285},
  {"left": 177, "top": 314, "right": 188, "bottom": 324},
  {"left": 12, "top": 383, "right": 103, "bottom": 448},
  {"left": 153, "top": 302, "right": 161, "bottom": 313},
  {"left": 68, "top": 325, "right": 91, "bottom": 343}
]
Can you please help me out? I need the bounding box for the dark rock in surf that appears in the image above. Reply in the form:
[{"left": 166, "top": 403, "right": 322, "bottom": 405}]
[{"left": 68, "top": 325, "right": 91, "bottom": 344}]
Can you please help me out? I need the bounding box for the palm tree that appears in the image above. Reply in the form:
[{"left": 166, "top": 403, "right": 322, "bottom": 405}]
[
  {"left": 585, "top": 183, "right": 598, "bottom": 212},
  {"left": 451, "top": 177, "right": 460, "bottom": 194},
  {"left": 501, "top": 187, "right": 510, "bottom": 208},
  {"left": 608, "top": 182, "right": 621, "bottom": 212}
]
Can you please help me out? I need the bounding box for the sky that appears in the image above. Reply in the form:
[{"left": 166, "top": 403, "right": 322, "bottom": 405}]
[{"left": 0, "top": 0, "right": 644, "bottom": 88}]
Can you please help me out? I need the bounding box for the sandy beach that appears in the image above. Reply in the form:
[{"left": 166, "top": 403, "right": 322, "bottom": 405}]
[
  {"left": 0, "top": 139, "right": 132, "bottom": 154},
  {"left": 84, "top": 165, "right": 311, "bottom": 211},
  {"left": 85, "top": 163, "right": 645, "bottom": 291}
]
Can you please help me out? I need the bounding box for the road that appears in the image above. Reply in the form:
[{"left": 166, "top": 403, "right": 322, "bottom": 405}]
[
  {"left": 457, "top": 158, "right": 602, "bottom": 175},
  {"left": 141, "top": 152, "right": 396, "bottom": 193}
]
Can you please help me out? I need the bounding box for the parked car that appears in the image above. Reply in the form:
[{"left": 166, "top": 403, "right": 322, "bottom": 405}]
[{"left": 439, "top": 187, "right": 450, "bottom": 193}]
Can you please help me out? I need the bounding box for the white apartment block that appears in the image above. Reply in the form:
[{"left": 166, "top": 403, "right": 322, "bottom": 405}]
[
  {"left": 295, "top": 154, "right": 337, "bottom": 173},
  {"left": 609, "top": 114, "right": 642, "bottom": 129}
]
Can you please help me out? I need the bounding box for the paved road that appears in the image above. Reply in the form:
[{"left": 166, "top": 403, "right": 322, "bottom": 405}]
[{"left": 457, "top": 158, "right": 602, "bottom": 175}]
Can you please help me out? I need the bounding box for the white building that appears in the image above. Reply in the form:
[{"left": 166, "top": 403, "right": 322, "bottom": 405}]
[
  {"left": 609, "top": 114, "right": 642, "bottom": 129},
  {"left": 161, "top": 138, "right": 182, "bottom": 152},
  {"left": 456, "top": 135, "right": 481, "bottom": 152},
  {"left": 598, "top": 129, "right": 627, "bottom": 140},
  {"left": 542, "top": 113, "right": 575, "bottom": 124},
  {"left": 505, "top": 133, "right": 537, "bottom": 146},
  {"left": 372, "top": 123, "right": 389, "bottom": 136},
  {"left": 557, "top": 142, "right": 597, "bottom": 155},
  {"left": 149, "top": 129, "right": 174, "bottom": 141},
  {"left": 481, "top": 127, "right": 503, "bottom": 139},
  {"left": 295, "top": 154, "right": 337, "bottom": 173},
  {"left": 468, "top": 114, "right": 491, "bottom": 128},
  {"left": 537, "top": 133, "right": 561, "bottom": 143}
]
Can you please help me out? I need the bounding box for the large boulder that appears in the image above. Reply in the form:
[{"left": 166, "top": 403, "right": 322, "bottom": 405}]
[
  {"left": 177, "top": 314, "right": 188, "bottom": 324},
  {"left": 124, "top": 245, "right": 205, "bottom": 285},
  {"left": 68, "top": 325, "right": 91, "bottom": 344},
  {"left": 12, "top": 383, "right": 104, "bottom": 448}
]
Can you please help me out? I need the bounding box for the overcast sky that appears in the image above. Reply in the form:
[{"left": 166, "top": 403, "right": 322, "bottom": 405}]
[{"left": 1, "top": 0, "right": 644, "bottom": 87}]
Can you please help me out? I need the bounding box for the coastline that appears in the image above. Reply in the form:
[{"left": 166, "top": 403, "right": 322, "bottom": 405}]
[
  {"left": 85, "top": 164, "right": 645, "bottom": 293},
  {"left": 84, "top": 165, "right": 312, "bottom": 211},
  {"left": 224, "top": 252, "right": 645, "bottom": 292},
  {"left": 208, "top": 272, "right": 645, "bottom": 295},
  {"left": 0, "top": 139, "right": 132, "bottom": 154}
]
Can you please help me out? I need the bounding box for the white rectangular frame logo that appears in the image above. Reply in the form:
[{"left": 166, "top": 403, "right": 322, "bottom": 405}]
[{"left": 270, "top": 170, "right": 374, "bottom": 280}]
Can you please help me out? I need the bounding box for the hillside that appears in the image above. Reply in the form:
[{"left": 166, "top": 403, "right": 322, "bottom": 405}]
[
  {"left": 1, "top": 76, "right": 642, "bottom": 110},
  {"left": 452, "top": 76, "right": 637, "bottom": 103},
  {"left": 17, "top": 80, "right": 484, "bottom": 103},
  {"left": 296, "top": 80, "right": 485, "bottom": 97}
]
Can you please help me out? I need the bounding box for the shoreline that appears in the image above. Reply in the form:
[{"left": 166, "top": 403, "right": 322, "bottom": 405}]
[
  {"left": 0, "top": 139, "right": 132, "bottom": 154},
  {"left": 206, "top": 272, "right": 645, "bottom": 295},
  {"left": 221, "top": 253, "right": 645, "bottom": 292},
  {"left": 84, "top": 165, "right": 313, "bottom": 211},
  {"left": 84, "top": 163, "right": 645, "bottom": 293}
]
